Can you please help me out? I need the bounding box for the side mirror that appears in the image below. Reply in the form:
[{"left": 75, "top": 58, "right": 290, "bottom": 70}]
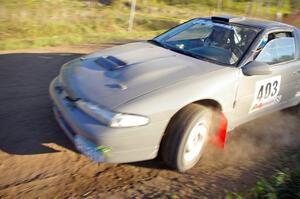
[{"left": 242, "top": 61, "right": 272, "bottom": 76}]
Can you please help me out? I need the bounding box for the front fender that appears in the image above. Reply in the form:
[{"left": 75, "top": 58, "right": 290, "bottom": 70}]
[{"left": 115, "top": 67, "right": 239, "bottom": 150}]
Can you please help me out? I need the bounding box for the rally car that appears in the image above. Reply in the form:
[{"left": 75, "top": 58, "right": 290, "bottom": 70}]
[{"left": 50, "top": 16, "right": 300, "bottom": 171}]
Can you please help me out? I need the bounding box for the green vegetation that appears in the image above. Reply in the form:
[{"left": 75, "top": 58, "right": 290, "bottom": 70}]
[
  {"left": 0, "top": 0, "right": 296, "bottom": 50},
  {"left": 0, "top": 0, "right": 166, "bottom": 50},
  {"left": 226, "top": 149, "right": 300, "bottom": 199}
]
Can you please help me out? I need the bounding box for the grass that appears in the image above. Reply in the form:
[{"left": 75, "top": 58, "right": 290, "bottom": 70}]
[
  {"left": 0, "top": 0, "right": 180, "bottom": 50},
  {"left": 0, "top": 0, "right": 293, "bottom": 50},
  {"left": 0, "top": 30, "right": 163, "bottom": 50},
  {"left": 226, "top": 149, "right": 300, "bottom": 199}
]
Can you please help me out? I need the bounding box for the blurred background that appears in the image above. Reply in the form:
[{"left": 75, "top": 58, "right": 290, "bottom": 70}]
[{"left": 0, "top": 0, "right": 299, "bottom": 50}]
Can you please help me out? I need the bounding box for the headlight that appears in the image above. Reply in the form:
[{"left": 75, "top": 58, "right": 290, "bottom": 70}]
[
  {"left": 76, "top": 100, "right": 149, "bottom": 128},
  {"left": 109, "top": 113, "right": 150, "bottom": 128}
]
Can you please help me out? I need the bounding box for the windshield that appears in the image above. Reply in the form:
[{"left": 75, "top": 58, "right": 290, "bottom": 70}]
[{"left": 152, "top": 19, "right": 260, "bottom": 65}]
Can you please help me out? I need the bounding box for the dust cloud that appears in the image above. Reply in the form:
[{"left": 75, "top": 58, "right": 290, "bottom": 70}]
[{"left": 204, "top": 105, "right": 300, "bottom": 168}]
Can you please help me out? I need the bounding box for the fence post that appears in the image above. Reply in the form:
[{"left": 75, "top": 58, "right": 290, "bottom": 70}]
[
  {"left": 217, "top": 0, "right": 222, "bottom": 13},
  {"left": 128, "top": 0, "right": 137, "bottom": 32}
]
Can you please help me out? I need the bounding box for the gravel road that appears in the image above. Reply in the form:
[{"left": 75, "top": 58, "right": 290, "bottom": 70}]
[{"left": 0, "top": 43, "right": 299, "bottom": 199}]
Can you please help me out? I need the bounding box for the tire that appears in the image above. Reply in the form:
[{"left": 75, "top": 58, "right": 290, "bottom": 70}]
[{"left": 160, "top": 103, "right": 213, "bottom": 172}]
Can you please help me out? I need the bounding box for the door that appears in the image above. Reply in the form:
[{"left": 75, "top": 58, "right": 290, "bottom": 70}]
[{"left": 233, "top": 30, "right": 299, "bottom": 126}]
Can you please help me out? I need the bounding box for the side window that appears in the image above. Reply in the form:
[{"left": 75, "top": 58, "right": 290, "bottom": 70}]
[{"left": 255, "top": 34, "right": 296, "bottom": 65}]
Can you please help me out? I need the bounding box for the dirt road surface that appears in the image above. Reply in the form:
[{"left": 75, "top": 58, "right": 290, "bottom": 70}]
[{"left": 0, "top": 43, "right": 299, "bottom": 199}]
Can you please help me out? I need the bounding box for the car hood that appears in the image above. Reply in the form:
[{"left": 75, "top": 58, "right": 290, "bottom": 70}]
[{"left": 60, "top": 42, "right": 224, "bottom": 109}]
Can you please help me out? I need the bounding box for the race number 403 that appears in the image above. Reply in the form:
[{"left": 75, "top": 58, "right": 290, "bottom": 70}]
[{"left": 249, "top": 76, "right": 282, "bottom": 113}]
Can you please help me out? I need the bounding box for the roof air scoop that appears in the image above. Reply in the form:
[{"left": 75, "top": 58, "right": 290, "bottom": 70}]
[
  {"left": 95, "top": 56, "right": 127, "bottom": 71},
  {"left": 211, "top": 15, "right": 245, "bottom": 23}
]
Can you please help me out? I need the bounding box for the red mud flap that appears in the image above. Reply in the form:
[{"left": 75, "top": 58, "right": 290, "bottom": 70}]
[{"left": 210, "top": 113, "right": 228, "bottom": 149}]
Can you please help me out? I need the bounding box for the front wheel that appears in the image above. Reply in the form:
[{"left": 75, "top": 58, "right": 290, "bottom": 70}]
[{"left": 160, "top": 104, "right": 213, "bottom": 172}]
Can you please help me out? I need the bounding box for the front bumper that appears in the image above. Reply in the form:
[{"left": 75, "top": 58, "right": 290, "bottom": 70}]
[{"left": 49, "top": 77, "right": 167, "bottom": 163}]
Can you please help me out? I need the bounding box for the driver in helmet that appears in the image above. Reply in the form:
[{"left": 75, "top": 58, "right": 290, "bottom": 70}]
[{"left": 204, "top": 26, "right": 228, "bottom": 48}]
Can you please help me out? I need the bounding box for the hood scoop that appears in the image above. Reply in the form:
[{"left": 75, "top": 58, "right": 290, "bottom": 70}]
[{"left": 95, "top": 56, "right": 127, "bottom": 71}]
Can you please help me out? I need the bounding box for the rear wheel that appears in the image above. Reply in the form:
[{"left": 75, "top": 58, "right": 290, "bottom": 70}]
[{"left": 160, "top": 104, "right": 213, "bottom": 172}]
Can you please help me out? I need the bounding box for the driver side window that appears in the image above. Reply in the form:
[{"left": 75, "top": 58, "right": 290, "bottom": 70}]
[{"left": 255, "top": 32, "right": 296, "bottom": 65}]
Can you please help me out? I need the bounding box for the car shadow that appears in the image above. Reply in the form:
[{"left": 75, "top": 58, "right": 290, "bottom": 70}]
[
  {"left": 0, "top": 51, "right": 170, "bottom": 170},
  {"left": 128, "top": 158, "right": 168, "bottom": 170},
  {"left": 0, "top": 52, "right": 83, "bottom": 155}
]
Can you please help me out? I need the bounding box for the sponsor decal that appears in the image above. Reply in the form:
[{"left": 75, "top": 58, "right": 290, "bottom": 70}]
[
  {"left": 96, "top": 145, "right": 112, "bottom": 157},
  {"left": 74, "top": 135, "right": 106, "bottom": 162},
  {"left": 250, "top": 76, "right": 281, "bottom": 113}
]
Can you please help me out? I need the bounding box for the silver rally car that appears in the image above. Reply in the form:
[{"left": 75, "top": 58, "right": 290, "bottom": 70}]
[{"left": 50, "top": 16, "right": 300, "bottom": 171}]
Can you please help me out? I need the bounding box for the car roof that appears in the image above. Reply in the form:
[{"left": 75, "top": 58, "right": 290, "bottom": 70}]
[{"left": 202, "top": 15, "right": 294, "bottom": 30}]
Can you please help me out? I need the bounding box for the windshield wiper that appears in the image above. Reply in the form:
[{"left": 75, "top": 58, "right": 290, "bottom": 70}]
[
  {"left": 166, "top": 45, "right": 201, "bottom": 59},
  {"left": 148, "top": 40, "right": 208, "bottom": 61}
]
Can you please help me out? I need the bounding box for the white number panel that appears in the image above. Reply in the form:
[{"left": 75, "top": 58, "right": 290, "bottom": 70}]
[{"left": 249, "top": 76, "right": 282, "bottom": 113}]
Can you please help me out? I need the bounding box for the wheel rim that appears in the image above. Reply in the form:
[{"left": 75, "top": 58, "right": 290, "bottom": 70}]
[{"left": 183, "top": 120, "right": 208, "bottom": 163}]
